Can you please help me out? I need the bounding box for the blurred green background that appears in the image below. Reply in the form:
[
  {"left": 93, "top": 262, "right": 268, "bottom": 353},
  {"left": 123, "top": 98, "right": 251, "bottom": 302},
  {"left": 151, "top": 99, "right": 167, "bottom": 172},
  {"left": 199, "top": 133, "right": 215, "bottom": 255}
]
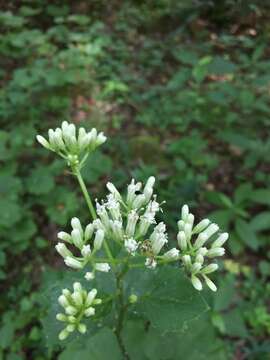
[{"left": 0, "top": 1, "right": 270, "bottom": 359}]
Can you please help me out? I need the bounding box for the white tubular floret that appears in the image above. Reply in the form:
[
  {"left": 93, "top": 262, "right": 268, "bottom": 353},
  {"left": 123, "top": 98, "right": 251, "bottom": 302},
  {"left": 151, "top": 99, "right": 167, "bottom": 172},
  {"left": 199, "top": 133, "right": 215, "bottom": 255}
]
[
  {"left": 55, "top": 243, "right": 72, "bottom": 258},
  {"left": 95, "top": 263, "right": 110, "bottom": 272},
  {"left": 192, "top": 218, "right": 210, "bottom": 234},
  {"left": 212, "top": 233, "right": 229, "bottom": 248},
  {"left": 177, "top": 231, "right": 187, "bottom": 251},
  {"left": 191, "top": 275, "right": 202, "bottom": 291},
  {"left": 93, "top": 229, "right": 104, "bottom": 251},
  {"left": 71, "top": 229, "right": 83, "bottom": 249},
  {"left": 181, "top": 204, "right": 189, "bottom": 222},
  {"left": 64, "top": 257, "right": 83, "bottom": 269},
  {"left": 163, "top": 248, "right": 179, "bottom": 260},
  {"left": 207, "top": 247, "right": 225, "bottom": 258}
]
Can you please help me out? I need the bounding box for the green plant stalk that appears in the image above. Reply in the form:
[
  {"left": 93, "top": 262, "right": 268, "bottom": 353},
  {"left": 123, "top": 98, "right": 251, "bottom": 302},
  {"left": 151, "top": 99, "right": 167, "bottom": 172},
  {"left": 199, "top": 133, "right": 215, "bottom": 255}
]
[{"left": 74, "top": 168, "right": 116, "bottom": 270}]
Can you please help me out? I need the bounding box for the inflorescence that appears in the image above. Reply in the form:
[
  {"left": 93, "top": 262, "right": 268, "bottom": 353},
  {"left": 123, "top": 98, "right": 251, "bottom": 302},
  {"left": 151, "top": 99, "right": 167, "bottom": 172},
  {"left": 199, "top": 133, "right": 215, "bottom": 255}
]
[{"left": 37, "top": 122, "right": 229, "bottom": 339}]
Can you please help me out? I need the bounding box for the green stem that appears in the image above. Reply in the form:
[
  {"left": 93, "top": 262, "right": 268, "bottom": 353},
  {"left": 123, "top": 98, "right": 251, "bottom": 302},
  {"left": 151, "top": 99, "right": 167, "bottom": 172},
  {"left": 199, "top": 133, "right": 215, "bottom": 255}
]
[{"left": 75, "top": 169, "right": 97, "bottom": 220}]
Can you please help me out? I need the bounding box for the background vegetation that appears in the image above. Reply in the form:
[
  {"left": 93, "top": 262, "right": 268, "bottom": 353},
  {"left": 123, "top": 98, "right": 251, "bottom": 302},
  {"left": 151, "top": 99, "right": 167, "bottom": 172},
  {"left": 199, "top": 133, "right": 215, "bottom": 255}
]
[{"left": 0, "top": 1, "right": 270, "bottom": 359}]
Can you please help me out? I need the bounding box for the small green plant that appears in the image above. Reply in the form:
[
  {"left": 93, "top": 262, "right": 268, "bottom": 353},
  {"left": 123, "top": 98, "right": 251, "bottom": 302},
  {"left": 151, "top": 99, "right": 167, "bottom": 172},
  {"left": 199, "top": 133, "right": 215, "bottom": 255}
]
[{"left": 37, "top": 122, "right": 229, "bottom": 351}]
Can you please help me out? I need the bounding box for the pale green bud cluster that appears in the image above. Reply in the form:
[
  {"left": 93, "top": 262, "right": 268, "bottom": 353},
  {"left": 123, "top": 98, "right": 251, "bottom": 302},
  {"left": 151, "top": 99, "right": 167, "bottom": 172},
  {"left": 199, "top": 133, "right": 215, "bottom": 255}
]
[
  {"left": 57, "top": 282, "right": 102, "bottom": 340},
  {"left": 177, "top": 205, "right": 228, "bottom": 292},
  {"left": 36, "top": 121, "right": 106, "bottom": 168},
  {"left": 56, "top": 217, "right": 109, "bottom": 274}
]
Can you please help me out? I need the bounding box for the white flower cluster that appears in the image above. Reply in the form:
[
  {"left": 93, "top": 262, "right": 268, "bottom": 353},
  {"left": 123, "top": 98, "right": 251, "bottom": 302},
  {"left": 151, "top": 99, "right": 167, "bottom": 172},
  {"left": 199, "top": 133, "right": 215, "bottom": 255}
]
[
  {"left": 36, "top": 121, "right": 106, "bottom": 167},
  {"left": 94, "top": 177, "right": 170, "bottom": 268},
  {"left": 177, "top": 205, "right": 228, "bottom": 292},
  {"left": 57, "top": 282, "right": 101, "bottom": 340},
  {"left": 56, "top": 217, "right": 110, "bottom": 276}
]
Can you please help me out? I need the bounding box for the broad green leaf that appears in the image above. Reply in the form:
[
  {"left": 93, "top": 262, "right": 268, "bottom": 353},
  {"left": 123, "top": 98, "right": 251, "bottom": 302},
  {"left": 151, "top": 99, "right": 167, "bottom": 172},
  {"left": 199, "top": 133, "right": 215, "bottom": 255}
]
[
  {"left": 234, "top": 183, "right": 253, "bottom": 204},
  {"left": 125, "top": 266, "right": 208, "bottom": 332},
  {"left": 250, "top": 212, "right": 270, "bottom": 232},
  {"left": 235, "top": 219, "right": 259, "bottom": 250},
  {"left": 249, "top": 189, "right": 270, "bottom": 205},
  {"left": 59, "top": 328, "right": 122, "bottom": 360},
  {"left": 208, "top": 209, "right": 232, "bottom": 229},
  {"left": 222, "top": 308, "right": 248, "bottom": 338},
  {"left": 123, "top": 315, "right": 227, "bottom": 360}
]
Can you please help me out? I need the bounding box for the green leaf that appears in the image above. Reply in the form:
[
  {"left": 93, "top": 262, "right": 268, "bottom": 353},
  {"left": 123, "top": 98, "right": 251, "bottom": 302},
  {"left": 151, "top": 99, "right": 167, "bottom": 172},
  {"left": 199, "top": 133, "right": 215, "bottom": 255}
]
[
  {"left": 125, "top": 266, "right": 208, "bottom": 332},
  {"left": 208, "top": 209, "right": 232, "bottom": 229},
  {"left": 59, "top": 328, "right": 122, "bottom": 360},
  {"left": 250, "top": 212, "right": 270, "bottom": 232},
  {"left": 26, "top": 167, "right": 55, "bottom": 195},
  {"left": 249, "top": 189, "right": 270, "bottom": 205},
  {"left": 123, "top": 315, "right": 227, "bottom": 360},
  {"left": 234, "top": 183, "right": 253, "bottom": 204},
  {"left": 222, "top": 308, "right": 248, "bottom": 338},
  {"left": 235, "top": 219, "right": 259, "bottom": 250}
]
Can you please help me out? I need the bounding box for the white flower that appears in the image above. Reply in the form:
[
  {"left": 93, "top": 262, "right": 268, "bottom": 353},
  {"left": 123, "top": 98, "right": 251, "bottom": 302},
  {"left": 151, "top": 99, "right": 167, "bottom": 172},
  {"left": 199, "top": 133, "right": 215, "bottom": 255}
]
[
  {"left": 127, "top": 179, "right": 142, "bottom": 205},
  {"left": 124, "top": 238, "right": 138, "bottom": 255},
  {"left": 145, "top": 258, "right": 157, "bottom": 269},
  {"left": 177, "top": 231, "right": 187, "bottom": 251},
  {"left": 143, "top": 176, "right": 155, "bottom": 202},
  {"left": 95, "top": 263, "right": 110, "bottom": 272},
  {"left": 57, "top": 231, "right": 72, "bottom": 243},
  {"left": 201, "top": 263, "right": 218, "bottom": 274},
  {"left": 106, "top": 182, "right": 122, "bottom": 202},
  {"left": 71, "top": 229, "right": 83, "bottom": 249},
  {"left": 192, "top": 219, "right": 210, "bottom": 234}
]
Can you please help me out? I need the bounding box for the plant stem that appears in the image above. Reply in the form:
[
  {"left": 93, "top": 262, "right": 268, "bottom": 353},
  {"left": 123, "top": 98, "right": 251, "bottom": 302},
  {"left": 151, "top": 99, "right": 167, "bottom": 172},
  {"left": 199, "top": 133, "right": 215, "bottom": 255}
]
[
  {"left": 75, "top": 168, "right": 97, "bottom": 220},
  {"left": 74, "top": 167, "right": 116, "bottom": 270}
]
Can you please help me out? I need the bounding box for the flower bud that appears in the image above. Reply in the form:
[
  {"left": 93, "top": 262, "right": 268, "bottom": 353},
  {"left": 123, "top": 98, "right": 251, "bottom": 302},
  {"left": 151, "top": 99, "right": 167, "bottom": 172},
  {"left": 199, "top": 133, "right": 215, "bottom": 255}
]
[
  {"left": 106, "top": 182, "right": 122, "bottom": 201},
  {"left": 56, "top": 313, "right": 67, "bottom": 321},
  {"left": 195, "top": 254, "right": 204, "bottom": 264},
  {"left": 55, "top": 243, "right": 72, "bottom": 258},
  {"left": 203, "top": 275, "right": 217, "bottom": 292},
  {"left": 194, "top": 233, "right": 208, "bottom": 249},
  {"left": 36, "top": 135, "right": 51, "bottom": 150},
  {"left": 64, "top": 257, "right": 83, "bottom": 269},
  {"left": 183, "top": 223, "right": 192, "bottom": 240},
  {"left": 191, "top": 275, "right": 202, "bottom": 291},
  {"left": 201, "top": 263, "right": 218, "bottom": 274},
  {"left": 94, "top": 229, "right": 104, "bottom": 251},
  {"left": 84, "top": 223, "right": 94, "bottom": 241},
  {"left": 207, "top": 247, "right": 225, "bottom": 258},
  {"left": 59, "top": 329, "right": 69, "bottom": 340},
  {"left": 177, "top": 231, "right": 187, "bottom": 250},
  {"left": 129, "top": 294, "right": 138, "bottom": 304},
  {"left": 163, "top": 248, "right": 179, "bottom": 260},
  {"left": 58, "top": 295, "right": 70, "bottom": 308},
  {"left": 204, "top": 223, "right": 219, "bottom": 239},
  {"left": 71, "top": 217, "right": 83, "bottom": 235},
  {"left": 78, "top": 323, "right": 87, "bottom": 334},
  {"left": 73, "top": 282, "right": 82, "bottom": 292},
  {"left": 143, "top": 176, "right": 155, "bottom": 202},
  {"left": 191, "top": 262, "right": 202, "bottom": 274},
  {"left": 84, "top": 307, "right": 95, "bottom": 317},
  {"left": 57, "top": 231, "right": 72, "bottom": 243},
  {"left": 71, "top": 291, "right": 83, "bottom": 307},
  {"left": 212, "top": 233, "right": 229, "bottom": 248},
  {"left": 81, "top": 245, "right": 91, "bottom": 258},
  {"left": 71, "top": 229, "right": 83, "bottom": 249},
  {"left": 86, "top": 289, "right": 97, "bottom": 306},
  {"left": 181, "top": 204, "right": 189, "bottom": 222},
  {"left": 66, "top": 324, "right": 76, "bottom": 333},
  {"left": 182, "top": 255, "right": 191, "bottom": 267},
  {"left": 85, "top": 272, "right": 95, "bottom": 281},
  {"left": 133, "top": 194, "right": 146, "bottom": 209},
  {"left": 177, "top": 220, "right": 185, "bottom": 231},
  {"left": 192, "top": 219, "right": 210, "bottom": 234},
  {"left": 186, "top": 213, "right": 194, "bottom": 228},
  {"left": 65, "top": 306, "right": 78, "bottom": 316},
  {"left": 95, "top": 263, "right": 110, "bottom": 272},
  {"left": 96, "top": 132, "right": 107, "bottom": 146}
]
